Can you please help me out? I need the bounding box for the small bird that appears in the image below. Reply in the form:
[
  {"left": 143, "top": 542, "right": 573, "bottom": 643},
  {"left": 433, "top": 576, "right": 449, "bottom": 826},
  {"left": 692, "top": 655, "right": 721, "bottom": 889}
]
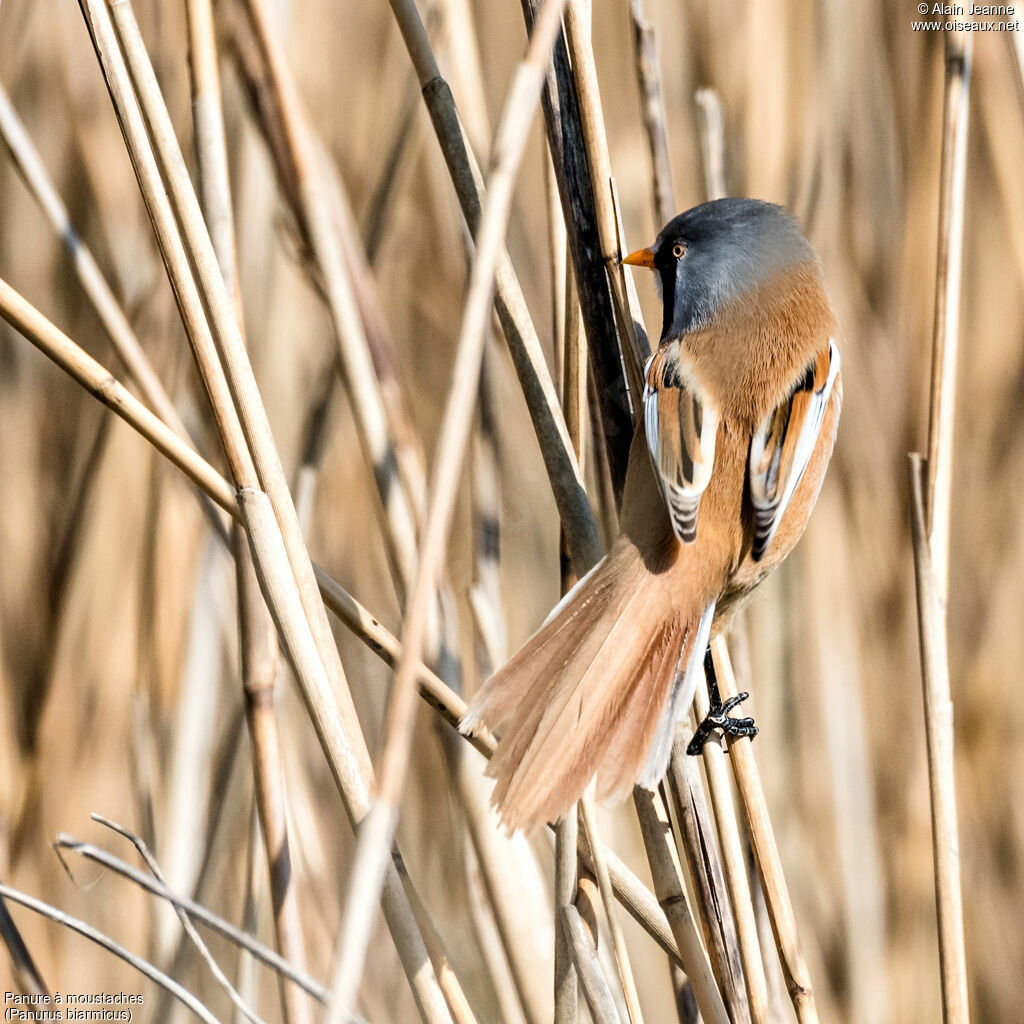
[{"left": 462, "top": 198, "right": 841, "bottom": 832}]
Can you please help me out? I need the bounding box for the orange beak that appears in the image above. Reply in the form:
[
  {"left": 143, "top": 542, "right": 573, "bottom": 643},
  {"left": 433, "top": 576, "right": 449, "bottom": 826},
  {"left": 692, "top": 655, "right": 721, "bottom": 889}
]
[{"left": 621, "top": 246, "right": 657, "bottom": 269}]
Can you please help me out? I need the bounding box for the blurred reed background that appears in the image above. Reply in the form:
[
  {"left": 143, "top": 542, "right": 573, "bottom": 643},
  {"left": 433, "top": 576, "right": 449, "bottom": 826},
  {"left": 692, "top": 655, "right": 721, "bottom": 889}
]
[{"left": 0, "top": 0, "right": 1021, "bottom": 1022}]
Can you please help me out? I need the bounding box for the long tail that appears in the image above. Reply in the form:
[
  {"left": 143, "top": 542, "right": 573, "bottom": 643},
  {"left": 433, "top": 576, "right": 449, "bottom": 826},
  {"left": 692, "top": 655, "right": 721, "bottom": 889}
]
[{"left": 460, "top": 540, "right": 710, "bottom": 832}]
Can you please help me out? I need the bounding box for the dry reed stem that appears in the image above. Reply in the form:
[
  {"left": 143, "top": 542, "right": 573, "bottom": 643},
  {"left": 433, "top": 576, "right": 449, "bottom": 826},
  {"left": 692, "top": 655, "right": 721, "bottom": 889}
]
[
  {"left": 93, "top": 815, "right": 267, "bottom": 1024},
  {"left": 925, "top": 32, "right": 971, "bottom": 601},
  {"left": 666, "top": 738, "right": 751, "bottom": 1024},
  {"left": 443, "top": 742, "right": 548, "bottom": 1024},
  {"left": 237, "top": 539, "right": 312, "bottom": 1024},
  {"left": 632, "top": 787, "right": 729, "bottom": 1024},
  {"left": 579, "top": 797, "right": 645, "bottom": 1024},
  {"left": 609, "top": 178, "right": 651, "bottom": 400},
  {"left": 520, "top": 0, "right": 633, "bottom": 493},
  {"left": 54, "top": 833, "right": 327, "bottom": 999},
  {"left": 691, "top": 686, "right": 771, "bottom": 1024},
  {"left": 628, "top": 1, "right": 675, "bottom": 226},
  {"left": 396, "top": 854, "right": 481, "bottom": 1024},
  {"left": 554, "top": 813, "right": 579, "bottom": 1024},
  {"left": 184, "top": 2, "right": 310, "bottom": 1016},
  {"left": 328, "top": 3, "right": 571, "bottom": 1012},
  {"left": 711, "top": 637, "right": 819, "bottom": 1024},
  {"left": 561, "top": 906, "right": 622, "bottom": 1024},
  {"left": 238, "top": 0, "right": 422, "bottom": 600},
  {"left": 909, "top": 455, "right": 970, "bottom": 1024},
  {"left": 79, "top": 6, "right": 450, "bottom": 1017},
  {"left": 96, "top": 0, "right": 383, "bottom": 795},
  {"left": 909, "top": 31, "right": 973, "bottom": 1024},
  {"left": 695, "top": 90, "right": 727, "bottom": 202},
  {"left": 0, "top": 279, "right": 682, "bottom": 974},
  {"left": 0, "top": 82, "right": 182, "bottom": 436},
  {"left": 0, "top": 883, "right": 220, "bottom": 1024},
  {"left": 562, "top": 3, "right": 649, "bottom": 403},
  {"left": 385, "top": 0, "right": 603, "bottom": 575}
]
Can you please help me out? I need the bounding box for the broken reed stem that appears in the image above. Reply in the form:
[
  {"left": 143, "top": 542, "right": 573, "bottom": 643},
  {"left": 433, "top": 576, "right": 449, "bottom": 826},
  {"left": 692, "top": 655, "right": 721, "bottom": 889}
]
[
  {"left": 327, "top": 3, "right": 572, "bottom": 1013},
  {"left": 691, "top": 685, "right": 771, "bottom": 1024},
  {"left": 79, "top": 5, "right": 450, "bottom": 1019},
  {"left": 561, "top": 906, "right": 622, "bottom": 1024},
  {"left": 910, "top": 31, "right": 972, "bottom": 1024},
  {"left": 710, "top": 637, "right": 819, "bottom": 1024},
  {"left": 578, "top": 797, "right": 645, "bottom": 1024},
  {"left": 0, "top": 276, "right": 682, "bottom": 970},
  {"left": 0, "top": 883, "right": 219, "bottom": 1024},
  {"left": 184, "top": 4, "right": 311, "bottom": 1018},
  {"left": 666, "top": 739, "right": 751, "bottom": 1024},
  {"left": 925, "top": 32, "right": 971, "bottom": 602},
  {"left": 628, "top": 1, "right": 675, "bottom": 226},
  {"left": 384, "top": 0, "right": 603, "bottom": 575},
  {"left": 909, "top": 456, "right": 970, "bottom": 1024}
]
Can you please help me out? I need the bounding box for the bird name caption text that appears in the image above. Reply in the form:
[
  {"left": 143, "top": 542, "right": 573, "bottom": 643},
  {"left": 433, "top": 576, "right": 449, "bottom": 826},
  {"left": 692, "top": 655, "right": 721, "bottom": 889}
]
[
  {"left": 912, "top": 3, "right": 1020, "bottom": 28},
  {"left": 5, "top": 992, "right": 143, "bottom": 1022}
]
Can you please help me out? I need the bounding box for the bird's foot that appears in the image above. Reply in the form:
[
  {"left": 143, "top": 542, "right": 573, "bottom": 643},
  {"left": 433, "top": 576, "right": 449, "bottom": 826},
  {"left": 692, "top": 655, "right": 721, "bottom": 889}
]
[{"left": 686, "top": 692, "right": 758, "bottom": 755}]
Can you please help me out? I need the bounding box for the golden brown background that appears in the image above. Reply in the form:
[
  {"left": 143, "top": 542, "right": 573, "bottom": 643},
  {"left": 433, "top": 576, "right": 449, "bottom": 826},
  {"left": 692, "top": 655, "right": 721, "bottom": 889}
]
[{"left": 0, "top": 1, "right": 1021, "bottom": 1022}]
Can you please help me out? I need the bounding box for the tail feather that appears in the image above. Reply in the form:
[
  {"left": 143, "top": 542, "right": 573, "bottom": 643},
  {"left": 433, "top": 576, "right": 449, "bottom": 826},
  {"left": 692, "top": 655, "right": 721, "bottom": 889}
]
[{"left": 461, "top": 541, "right": 709, "bottom": 831}]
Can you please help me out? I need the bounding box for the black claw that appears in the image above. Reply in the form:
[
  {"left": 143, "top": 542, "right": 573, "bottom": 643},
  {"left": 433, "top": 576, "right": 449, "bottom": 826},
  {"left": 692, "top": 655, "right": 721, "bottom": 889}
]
[{"left": 687, "top": 650, "right": 759, "bottom": 755}]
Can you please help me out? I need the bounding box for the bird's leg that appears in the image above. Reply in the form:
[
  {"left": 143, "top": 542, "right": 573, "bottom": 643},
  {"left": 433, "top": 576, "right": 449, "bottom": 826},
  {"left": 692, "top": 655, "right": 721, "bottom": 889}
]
[{"left": 686, "top": 646, "right": 758, "bottom": 755}]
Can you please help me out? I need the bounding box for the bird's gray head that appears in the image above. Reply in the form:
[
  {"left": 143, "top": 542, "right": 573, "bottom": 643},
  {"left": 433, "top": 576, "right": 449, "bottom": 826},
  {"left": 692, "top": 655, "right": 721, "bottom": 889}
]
[{"left": 626, "top": 199, "right": 818, "bottom": 343}]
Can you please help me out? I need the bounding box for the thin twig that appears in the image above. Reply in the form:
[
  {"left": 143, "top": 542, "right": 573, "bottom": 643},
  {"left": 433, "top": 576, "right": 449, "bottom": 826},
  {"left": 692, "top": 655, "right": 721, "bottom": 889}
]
[
  {"left": 53, "top": 833, "right": 327, "bottom": 1000},
  {"left": 520, "top": 0, "right": 633, "bottom": 494},
  {"left": 0, "top": 883, "right": 220, "bottom": 1024},
  {"left": 92, "top": 815, "right": 268, "bottom": 1024}
]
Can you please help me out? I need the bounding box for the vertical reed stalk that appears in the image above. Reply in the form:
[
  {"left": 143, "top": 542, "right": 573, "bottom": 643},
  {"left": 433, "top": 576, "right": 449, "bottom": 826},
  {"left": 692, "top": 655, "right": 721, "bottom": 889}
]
[{"left": 910, "top": 28, "right": 972, "bottom": 1024}]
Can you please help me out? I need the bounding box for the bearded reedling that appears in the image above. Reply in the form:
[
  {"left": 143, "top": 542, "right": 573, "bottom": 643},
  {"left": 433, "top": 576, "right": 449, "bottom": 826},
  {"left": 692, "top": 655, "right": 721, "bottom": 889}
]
[{"left": 462, "top": 199, "right": 842, "bottom": 832}]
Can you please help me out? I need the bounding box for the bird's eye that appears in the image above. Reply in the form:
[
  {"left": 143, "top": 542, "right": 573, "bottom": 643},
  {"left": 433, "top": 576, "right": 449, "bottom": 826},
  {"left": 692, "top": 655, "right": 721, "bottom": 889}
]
[{"left": 672, "top": 242, "right": 686, "bottom": 259}]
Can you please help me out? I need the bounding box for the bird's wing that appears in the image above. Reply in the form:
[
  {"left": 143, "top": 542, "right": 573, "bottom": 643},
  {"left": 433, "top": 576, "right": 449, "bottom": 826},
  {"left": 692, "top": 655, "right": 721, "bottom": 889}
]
[
  {"left": 748, "top": 340, "right": 840, "bottom": 561},
  {"left": 643, "top": 344, "right": 720, "bottom": 543}
]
